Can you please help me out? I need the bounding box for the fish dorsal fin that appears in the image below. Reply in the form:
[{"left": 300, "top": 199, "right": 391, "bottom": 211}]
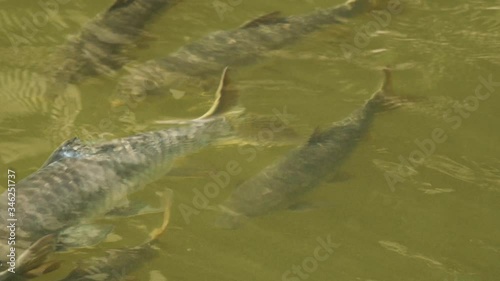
[
  {"left": 107, "top": 0, "right": 135, "bottom": 13},
  {"left": 42, "top": 137, "right": 83, "bottom": 167},
  {"left": 308, "top": 127, "right": 326, "bottom": 145},
  {"left": 197, "top": 67, "right": 239, "bottom": 120},
  {"left": 240, "top": 11, "right": 286, "bottom": 29}
]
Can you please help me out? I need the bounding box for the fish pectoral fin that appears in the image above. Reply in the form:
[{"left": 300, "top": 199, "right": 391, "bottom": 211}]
[
  {"left": 16, "top": 234, "right": 58, "bottom": 278},
  {"left": 148, "top": 188, "right": 174, "bottom": 241},
  {"left": 23, "top": 260, "right": 62, "bottom": 279},
  {"left": 240, "top": 11, "right": 287, "bottom": 29},
  {"left": 58, "top": 224, "right": 114, "bottom": 249}
]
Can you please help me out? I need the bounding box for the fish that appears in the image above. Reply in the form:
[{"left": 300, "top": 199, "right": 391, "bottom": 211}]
[
  {"left": 216, "top": 68, "right": 401, "bottom": 228},
  {"left": 0, "top": 67, "right": 238, "bottom": 277},
  {"left": 50, "top": 0, "right": 181, "bottom": 85},
  {"left": 46, "top": 0, "right": 181, "bottom": 136},
  {"left": 0, "top": 0, "right": 181, "bottom": 162},
  {"left": 115, "top": 0, "right": 391, "bottom": 101},
  {"left": 58, "top": 188, "right": 173, "bottom": 281}
]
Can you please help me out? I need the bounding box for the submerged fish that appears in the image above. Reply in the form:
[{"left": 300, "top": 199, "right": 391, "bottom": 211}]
[
  {"left": 216, "top": 69, "right": 400, "bottom": 228},
  {"left": 51, "top": 0, "right": 181, "bottom": 85},
  {"left": 0, "top": 68, "right": 237, "bottom": 277},
  {"left": 116, "top": 0, "right": 391, "bottom": 101},
  {"left": 59, "top": 189, "right": 173, "bottom": 281}
]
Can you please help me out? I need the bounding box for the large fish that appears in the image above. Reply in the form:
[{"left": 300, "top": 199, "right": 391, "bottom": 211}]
[
  {"left": 45, "top": 0, "right": 181, "bottom": 137},
  {"left": 216, "top": 69, "right": 399, "bottom": 228},
  {"left": 116, "top": 0, "right": 391, "bottom": 101},
  {"left": 51, "top": 0, "right": 181, "bottom": 85},
  {"left": 58, "top": 189, "right": 173, "bottom": 281},
  {"left": 0, "top": 68, "right": 237, "bottom": 278}
]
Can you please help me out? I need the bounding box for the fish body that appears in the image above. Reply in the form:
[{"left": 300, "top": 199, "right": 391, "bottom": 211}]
[
  {"left": 118, "top": 0, "right": 389, "bottom": 98},
  {"left": 217, "top": 69, "right": 396, "bottom": 228},
  {"left": 0, "top": 68, "right": 237, "bottom": 276},
  {"left": 52, "top": 0, "right": 179, "bottom": 84}
]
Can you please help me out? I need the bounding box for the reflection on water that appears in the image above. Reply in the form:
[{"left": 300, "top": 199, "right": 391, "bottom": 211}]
[{"left": 0, "top": 0, "right": 499, "bottom": 280}]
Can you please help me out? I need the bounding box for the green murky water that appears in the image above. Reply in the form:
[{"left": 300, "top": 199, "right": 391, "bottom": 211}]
[{"left": 1, "top": 0, "right": 499, "bottom": 280}]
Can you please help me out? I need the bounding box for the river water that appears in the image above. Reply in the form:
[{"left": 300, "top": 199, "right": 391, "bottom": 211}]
[{"left": 0, "top": 0, "right": 499, "bottom": 280}]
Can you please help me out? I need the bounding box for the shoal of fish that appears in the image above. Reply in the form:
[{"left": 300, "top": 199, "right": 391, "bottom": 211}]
[{"left": 0, "top": 0, "right": 412, "bottom": 280}]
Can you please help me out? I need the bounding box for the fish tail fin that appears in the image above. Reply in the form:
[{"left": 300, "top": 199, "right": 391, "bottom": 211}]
[
  {"left": 371, "top": 67, "right": 422, "bottom": 111},
  {"left": 197, "top": 67, "right": 239, "bottom": 120},
  {"left": 149, "top": 188, "right": 174, "bottom": 242},
  {"left": 14, "top": 234, "right": 61, "bottom": 279}
]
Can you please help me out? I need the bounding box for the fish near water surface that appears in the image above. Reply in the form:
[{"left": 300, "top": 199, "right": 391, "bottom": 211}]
[
  {"left": 0, "top": 67, "right": 238, "bottom": 278},
  {"left": 216, "top": 69, "right": 400, "bottom": 228},
  {"left": 116, "top": 0, "right": 393, "bottom": 101},
  {"left": 47, "top": 0, "right": 181, "bottom": 136},
  {"left": 51, "top": 0, "right": 181, "bottom": 85},
  {"left": 58, "top": 189, "right": 173, "bottom": 281}
]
